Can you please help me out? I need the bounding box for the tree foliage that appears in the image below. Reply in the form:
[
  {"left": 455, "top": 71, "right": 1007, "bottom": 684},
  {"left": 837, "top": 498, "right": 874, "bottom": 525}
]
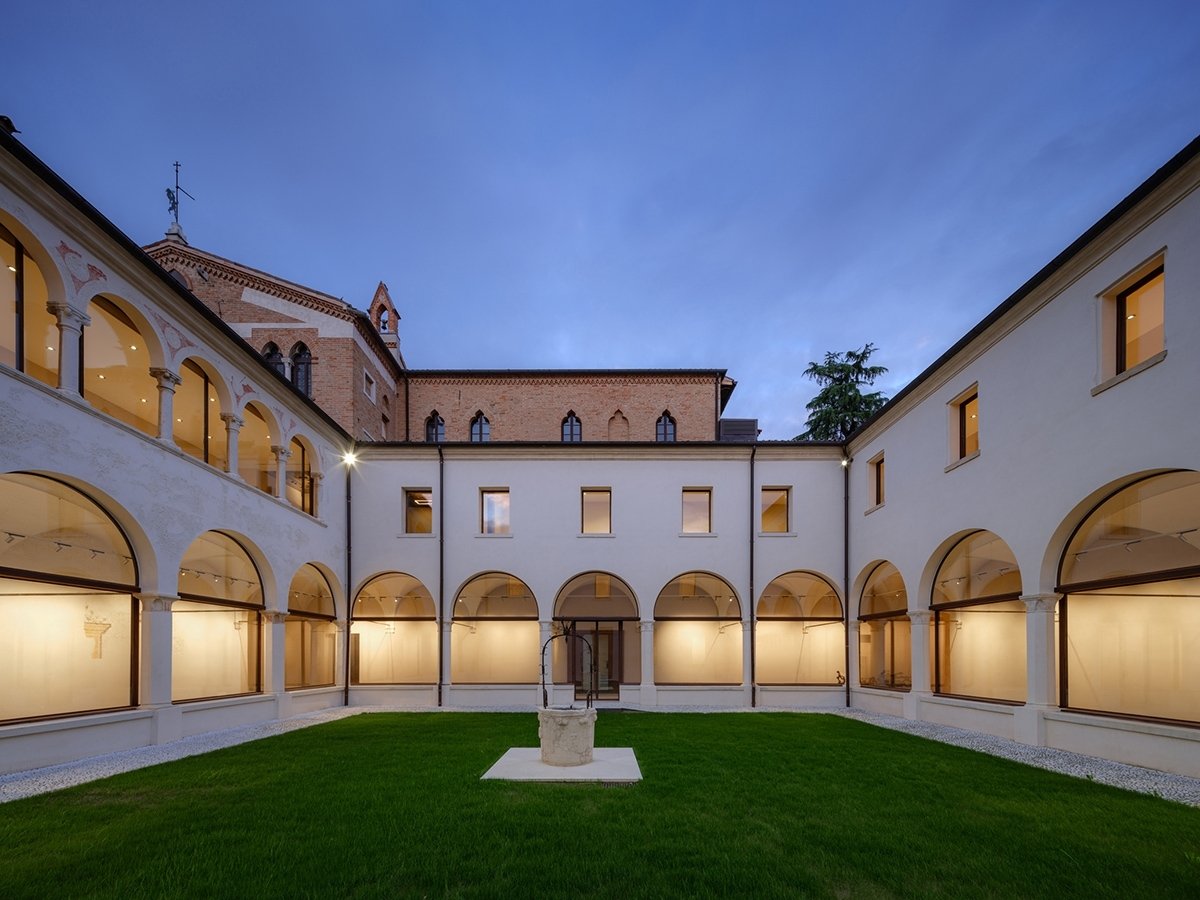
[{"left": 795, "top": 343, "right": 888, "bottom": 441}]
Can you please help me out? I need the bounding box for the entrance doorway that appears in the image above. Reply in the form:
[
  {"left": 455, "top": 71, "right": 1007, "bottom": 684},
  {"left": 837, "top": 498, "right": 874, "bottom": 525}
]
[{"left": 565, "top": 620, "right": 624, "bottom": 700}]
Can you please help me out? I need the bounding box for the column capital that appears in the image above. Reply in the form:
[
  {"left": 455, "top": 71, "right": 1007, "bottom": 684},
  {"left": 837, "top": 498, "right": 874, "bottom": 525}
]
[
  {"left": 136, "top": 592, "right": 178, "bottom": 612},
  {"left": 271, "top": 445, "right": 292, "bottom": 461},
  {"left": 48, "top": 301, "right": 91, "bottom": 331},
  {"left": 149, "top": 367, "right": 182, "bottom": 390},
  {"left": 740, "top": 620, "right": 753, "bottom": 633},
  {"left": 908, "top": 608, "right": 932, "bottom": 624},
  {"left": 1021, "top": 593, "right": 1061, "bottom": 614},
  {"left": 220, "top": 412, "right": 245, "bottom": 430},
  {"left": 264, "top": 609, "right": 289, "bottom": 624},
  {"left": 638, "top": 620, "right": 654, "bottom": 633}
]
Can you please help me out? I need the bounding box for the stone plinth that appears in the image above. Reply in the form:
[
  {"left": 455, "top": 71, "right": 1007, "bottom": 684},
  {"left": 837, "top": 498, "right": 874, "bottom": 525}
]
[{"left": 538, "top": 707, "right": 596, "bottom": 766}]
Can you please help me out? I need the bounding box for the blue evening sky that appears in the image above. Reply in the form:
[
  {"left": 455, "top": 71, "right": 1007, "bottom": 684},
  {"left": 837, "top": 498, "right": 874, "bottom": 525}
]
[{"left": 8, "top": 1, "right": 1200, "bottom": 438}]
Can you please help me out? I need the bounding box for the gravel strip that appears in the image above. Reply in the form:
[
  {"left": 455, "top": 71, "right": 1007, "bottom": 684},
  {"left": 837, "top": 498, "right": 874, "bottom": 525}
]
[{"left": 2, "top": 705, "right": 1197, "bottom": 806}]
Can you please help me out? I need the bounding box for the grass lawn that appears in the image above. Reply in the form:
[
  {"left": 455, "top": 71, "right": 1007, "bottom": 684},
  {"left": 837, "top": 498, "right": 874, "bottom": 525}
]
[{"left": 1, "top": 712, "right": 1198, "bottom": 898}]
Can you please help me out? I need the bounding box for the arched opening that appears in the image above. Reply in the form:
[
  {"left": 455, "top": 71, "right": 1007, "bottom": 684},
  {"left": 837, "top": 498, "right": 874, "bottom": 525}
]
[
  {"left": 931, "top": 531, "right": 1024, "bottom": 703},
  {"left": 238, "top": 402, "right": 276, "bottom": 495},
  {"left": 469, "top": 411, "right": 490, "bottom": 443},
  {"left": 83, "top": 296, "right": 156, "bottom": 436},
  {"left": 553, "top": 572, "right": 640, "bottom": 700},
  {"left": 0, "top": 223, "right": 57, "bottom": 387},
  {"left": 262, "top": 342, "right": 285, "bottom": 376},
  {"left": 654, "top": 572, "right": 741, "bottom": 685},
  {"left": 756, "top": 571, "right": 845, "bottom": 685},
  {"left": 0, "top": 473, "right": 138, "bottom": 723},
  {"left": 608, "top": 409, "right": 629, "bottom": 441},
  {"left": 1058, "top": 470, "right": 1200, "bottom": 724},
  {"left": 286, "top": 435, "right": 316, "bottom": 516},
  {"left": 452, "top": 572, "right": 537, "bottom": 684},
  {"left": 285, "top": 563, "right": 337, "bottom": 689},
  {"left": 425, "top": 411, "right": 444, "bottom": 443},
  {"left": 858, "top": 562, "right": 910, "bottom": 690},
  {"left": 174, "top": 357, "right": 227, "bottom": 469},
  {"left": 656, "top": 411, "right": 676, "bottom": 443},
  {"left": 289, "top": 342, "right": 312, "bottom": 397},
  {"left": 561, "top": 411, "right": 582, "bottom": 443},
  {"left": 350, "top": 572, "right": 437, "bottom": 684},
  {"left": 173, "top": 531, "right": 263, "bottom": 702}
]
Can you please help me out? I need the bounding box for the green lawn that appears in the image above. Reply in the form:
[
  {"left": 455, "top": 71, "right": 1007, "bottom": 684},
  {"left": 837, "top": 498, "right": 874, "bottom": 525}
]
[{"left": 1, "top": 712, "right": 1197, "bottom": 898}]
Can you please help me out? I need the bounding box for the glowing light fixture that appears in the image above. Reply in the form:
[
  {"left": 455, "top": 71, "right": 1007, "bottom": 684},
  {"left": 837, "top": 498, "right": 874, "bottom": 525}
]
[
  {"left": 6, "top": 265, "right": 15, "bottom": 272},
  {"left": 129, "top": 344, "right": 137, "bottom": 351},
  {"left": 343, "top": 450, "right": 358, "bottom": 466}
]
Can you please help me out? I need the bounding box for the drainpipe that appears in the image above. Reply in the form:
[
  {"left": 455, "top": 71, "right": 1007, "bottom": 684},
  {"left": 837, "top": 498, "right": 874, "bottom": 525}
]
[
  {"left": 437, "top": 444, "right": 445, "bottom": 707},
  {"left": 343, "top": 447, "right": 355, "bottom": 707},
  {"left": 843, "top": 451, "right": 851, "bottom": 708},
  {"left": 749, "top": 445, "right": 757, "bottom": 708}
]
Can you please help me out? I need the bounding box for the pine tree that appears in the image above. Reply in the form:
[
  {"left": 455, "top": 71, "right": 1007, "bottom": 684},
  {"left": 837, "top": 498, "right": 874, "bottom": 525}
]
[{"left": 795, "top": 343, "right": 888, "bottom": 441}]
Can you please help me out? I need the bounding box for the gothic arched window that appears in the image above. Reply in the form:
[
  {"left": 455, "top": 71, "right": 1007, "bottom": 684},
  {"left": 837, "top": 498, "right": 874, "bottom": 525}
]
[
  {"left": 562, "top": 411, "right": 582, "bottom": 442},
  {"left": 656, "top": 411, "right": 676, "bottom": 443},
  {"left": 289, "top": 342, "right": 312, "bottom": 396},
  {"left": 262, "top": 342, "right": 285, "bottom": 376},
  {"left": 469, "top": 411, "right": 490, "bottom": 443},
  {"left": 425, "top": 411, "right": 445, "bottom": 443}
]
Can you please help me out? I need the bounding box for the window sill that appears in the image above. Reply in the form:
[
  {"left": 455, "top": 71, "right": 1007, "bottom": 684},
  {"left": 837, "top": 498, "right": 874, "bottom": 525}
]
[
  {"left": 758, "top": 531, "right": 796, "bottom": 538},
  {"left": 679, "top": 532, "right": 717, "bottom": 538},
  {"left": 397, "top": 532, "right": 437, "bottom": 539},
  {"left": 864, "top": 502, "right": 884, "bottom": 516},
  {"left": 944, "top": 450, "right": 980, "bottom": 473},
  {"left": 476, "top": 533, "right": 513, "bottom": 539},
  {"left": 1091, "top": 349, "right": 1167, "bottom": 396},
  {"left": 579, "top": 533, "right": 615, "bottom": 538}
]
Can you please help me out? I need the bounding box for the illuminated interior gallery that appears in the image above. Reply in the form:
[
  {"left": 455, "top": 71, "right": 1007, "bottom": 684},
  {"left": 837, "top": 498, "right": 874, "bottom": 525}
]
[{"left": 1, "top": 124, "right": 1198, "bottom": 778}]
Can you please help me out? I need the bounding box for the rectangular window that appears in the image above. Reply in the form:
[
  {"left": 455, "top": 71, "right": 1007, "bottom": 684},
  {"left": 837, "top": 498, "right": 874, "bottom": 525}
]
[
  {"left": 405, "top": 489, "right": 432, "bottom": 534},
  {"left": 957, "top": 392, "right": 979, "bottom": 459},
  {"left": 581, "top": 489, "right": 611, "bottom": 534},
  {"left": 761, "top": 488, "right": 789, "bottom": 533},
  {"left": 363, "top": 371, "right": 376, "bottom": 401},
  {"left": 481, "top": 489, "right": 510, "bottom": 535},
  {"left": 681, "top": 489, "right": 711, "bottom": 534},
  {"left": 1115, "top": 267, "right": 1164, "bottom": 374},
  {"left": 869, "top": 453, "right": 885, "bottom": 507}
]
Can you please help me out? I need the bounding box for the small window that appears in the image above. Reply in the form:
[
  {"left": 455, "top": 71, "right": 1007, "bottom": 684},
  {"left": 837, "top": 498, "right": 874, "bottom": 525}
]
[
  {"left": 481, "top": 489, "right": 510, "bottom": 535},
  {"left": 582, "top": 489, "right": 611, "bottom": 534},
  {"left": 761, "top": 488, "right": 789, "bottom": 533},
  {"left": 425, "top": 411, "right": 445, "bottom": 443},
  {"left": 869, "top": 453, "right": 885, "bottom": 507},
  {"left": 656, "top": 411, "right": 677, "bottom": 443},
  {"left": 1116, "top": 266, "right": 1164, "bottom": 374},
  {"left": 405, "top": 489, "right": 432, "bottom": 534},
  {"left": 363, "top": 371, "right": 376, "bottom": 401},
  {"left": 949, "top": 387, "right": 979, "bottom": 463},
  {"left": 470, "top": 411, "right": 490, "bottom": 443},
  {"left": 290, "top": 342, "right": 312, "bottom": 397},
  {"left": 562, "top": 411, "right": 582, "bottom": 443},
  {"left": 682, "top": 488, "right": 711, "bottom": 534},
  {"left": 262, "top": 342, "right": 285, "bottom": 376}
]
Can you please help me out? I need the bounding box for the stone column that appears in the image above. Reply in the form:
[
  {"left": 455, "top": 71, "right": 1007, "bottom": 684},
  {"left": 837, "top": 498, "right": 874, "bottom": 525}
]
[
  {"left": 48, "top": 302, "right": 89, "bottom": 394},
  {"left": 846, "top": 619, "right": 860, "bottom": 690},
  {"left": 440, "top": 619, "right": 453, "bottom": 698},
  {"left": 150, "top": 367, "right": 182, "bottom": 443},
  {"left": 1015, "top": 593, "right": 1061, "bottom": 746},
  {"left": 137, "top": 593, "right": 183, "bottom": 744},
  {"left": 271, "top": 445, "right": 291, "bottom": 500},
  {"left": 221, "top": 413, "right": 243, "bottom": 476},
  {"left": 741, "top": 620, "right": 754, "bottom": 703},
  {"left": 639, "top": 621, "right": 656, "bottom": 707},
  {"left": 310, "top": 470, "right": 324, "bottom": 518},
  {"left": 906, "top": 609, "right": 932, "bottom": 720},
  {"left": 264, "top": 609, "right": 289, "bottom": 695}
]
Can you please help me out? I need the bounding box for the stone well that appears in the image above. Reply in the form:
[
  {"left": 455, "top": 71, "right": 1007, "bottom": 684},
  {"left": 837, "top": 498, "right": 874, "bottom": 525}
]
[{"left": 537, "top": 707, "right": 597, "bottom": 766}]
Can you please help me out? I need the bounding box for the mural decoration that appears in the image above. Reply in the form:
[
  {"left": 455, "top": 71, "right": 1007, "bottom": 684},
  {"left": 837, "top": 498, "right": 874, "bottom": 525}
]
[{"left": 56, "top": 241, "right": 107, "bottom": 293}]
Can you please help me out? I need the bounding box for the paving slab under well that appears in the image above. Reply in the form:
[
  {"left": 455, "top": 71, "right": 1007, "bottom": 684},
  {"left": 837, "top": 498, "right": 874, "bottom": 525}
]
[{"left": 482, "top": 747, "right": 641, "bottom": 783}]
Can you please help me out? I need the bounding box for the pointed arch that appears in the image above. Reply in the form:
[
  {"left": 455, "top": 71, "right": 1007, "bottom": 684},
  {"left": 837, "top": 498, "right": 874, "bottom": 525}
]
[
  {"left": 469, "top": 410, "right": 490, "bottom": 443},
  {"left": 425, "top": 410, "right": 445, "bottom": 443},
  {"left": 561, "top": 411, "right": 582, "bottom": 443},
  {"left": 288, "top": 341, "right": 312, "bottom": 397},
  {"left": 656, "top": 410, "right": 676, "bottom": 442}
]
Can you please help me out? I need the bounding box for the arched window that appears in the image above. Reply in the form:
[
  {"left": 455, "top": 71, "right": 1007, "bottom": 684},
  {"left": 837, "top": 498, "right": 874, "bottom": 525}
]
[
  {"left": 379, "top": 309, "right": 389, "bottom": 333},
  {"left": 561, "top": 412, "right": 582, "bottom": 443},
  {"left": 654, "top": 572, "right": 742, "bottom": 685},
  {"left": 0, "top": 223, "right": 57, "bottom": 387},
  {"left": 351, "top": 572, "right": 437, "bottom": 684},
  {"left": 83, "top": 296, "right": 156, "bottom": 436},
  {"left": 425, "top": 411, "right": 445, "bottom": 443},
  {"left": 285, "top": 564, "right": 337, "bottom": 689},
  {"left": 469, "top": 411, "right": 490, "bottom": 443},
  {"left": 858, "top": 562, "right": 910, "bottom": 690},
  {"left": 286, "top": 436, "right": 316, "bottom": 516},
  {"left": 238, "top": 403, "right": 275, "bottom": 495},
  {"left": 931, "top": 531, "right": 1024, "bottom": 703},
  {"left": 0, "top": 473, "right": 138, "bottom": 723},
  {"left": 656, "top": 411, "right": 676, "bottom": 443},
  {"left": 173, "top": 531, "right": 263, "bottom": 702},
  {"left": 174, "top": 358, "right": 227, "bottom": 469},
  {"left": 452, "top": 572, "right": 538, "bottom": 684},
  {"left": 553, "top": 572, "right": 640, "bottom": 699},
  {"left": 756, "top": 571, "right": 845, "bottom": 686},
  {"left": 289, "top": 342, "right": 312, "bottom": 397},
  {"left": 262, "top": 342, "right": 285, "bottom": 376},
  {"left": 1058, "top": 471, "right": 1200, "bottom": 724}
]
